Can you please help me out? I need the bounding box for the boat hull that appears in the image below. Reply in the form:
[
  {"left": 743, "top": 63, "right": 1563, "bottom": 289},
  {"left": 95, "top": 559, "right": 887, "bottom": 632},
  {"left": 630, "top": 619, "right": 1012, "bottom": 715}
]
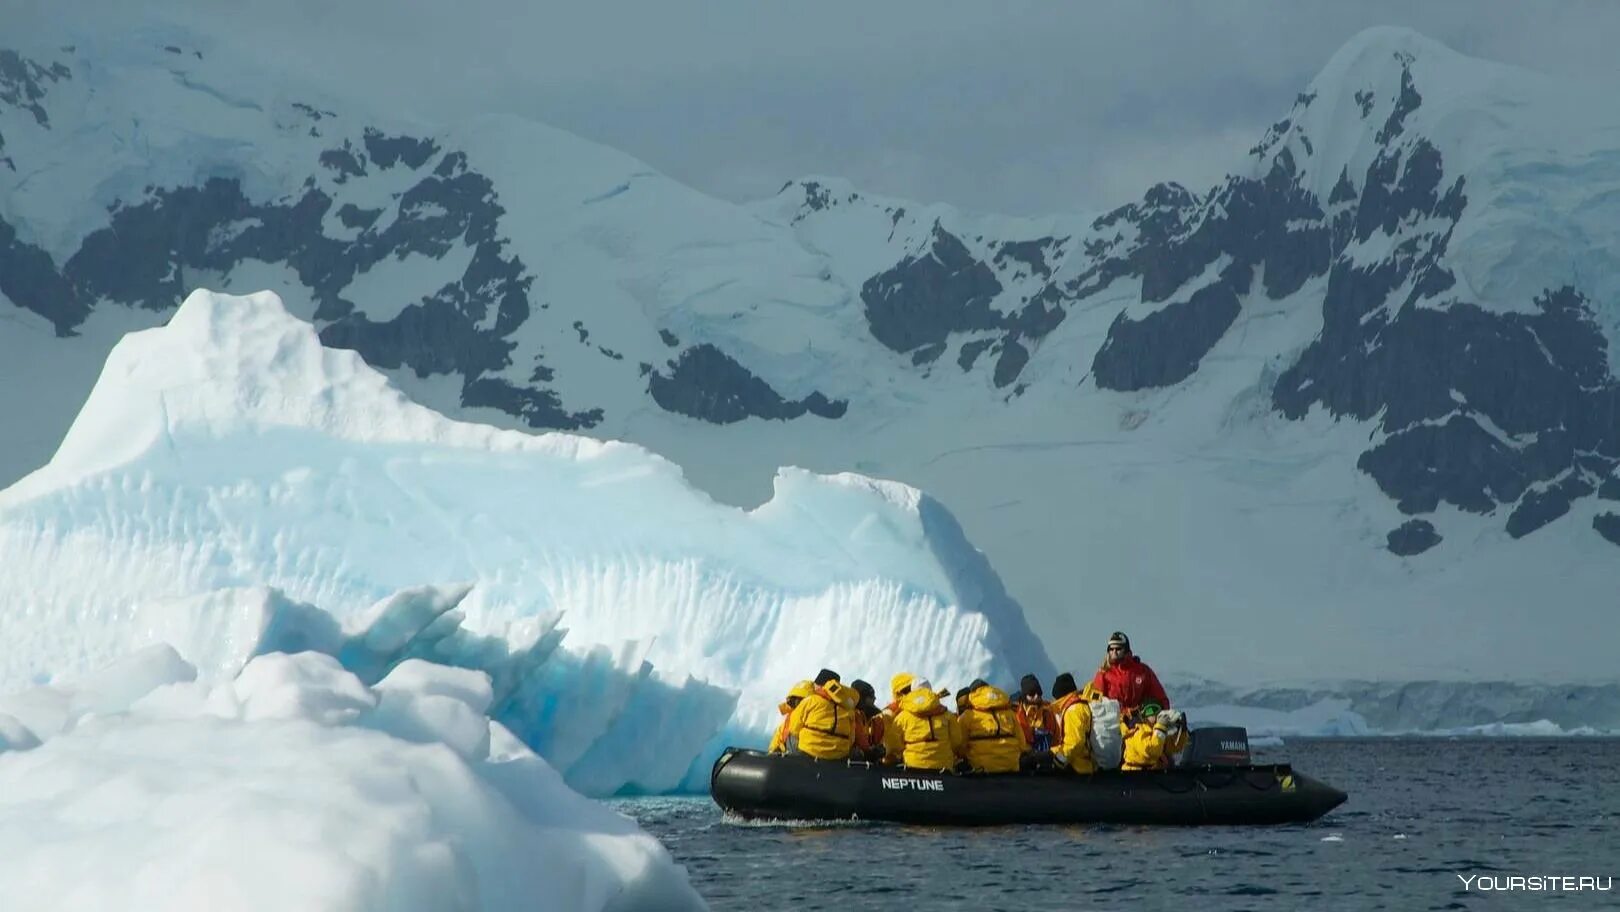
[{"left": 710, "top": 749, "right": 1346, "bottom": 826}]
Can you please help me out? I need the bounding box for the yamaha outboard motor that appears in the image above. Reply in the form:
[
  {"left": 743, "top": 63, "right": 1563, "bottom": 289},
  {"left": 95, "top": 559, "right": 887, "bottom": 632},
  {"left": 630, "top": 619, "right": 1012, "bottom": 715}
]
[{"left": 1176, "top": 726, "right": 1252, "bottom": 766}]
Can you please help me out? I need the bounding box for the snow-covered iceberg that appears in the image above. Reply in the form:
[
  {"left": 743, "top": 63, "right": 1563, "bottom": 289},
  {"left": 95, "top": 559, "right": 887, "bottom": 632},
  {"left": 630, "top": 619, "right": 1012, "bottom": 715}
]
[
  {"left": 0, "top": 646, "right": 706, "bottom": 912},
  {"left": 0, "top": 288, "right": 1053, "bottom": 791}
]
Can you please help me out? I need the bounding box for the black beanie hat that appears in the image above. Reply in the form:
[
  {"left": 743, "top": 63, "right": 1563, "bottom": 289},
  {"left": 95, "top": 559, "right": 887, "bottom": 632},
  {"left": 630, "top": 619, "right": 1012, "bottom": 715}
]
[
  {"left": 850, "top": 679, "right": 875, "bottom": 702},
  {"left": 1052, "top": 672, "right": 1077, "bottom": 699},
  {"left": 814, "top": 668, "right": 840, "bottom": 687},
  {"left": 956, "top": 686, "right": 972, "bottom": 701},
  {"left": 1019, "top": 674, "right": 1043, "bottom": 699},
  {"left": 968, "top": 678, "right": 988, "bottom": 691}
]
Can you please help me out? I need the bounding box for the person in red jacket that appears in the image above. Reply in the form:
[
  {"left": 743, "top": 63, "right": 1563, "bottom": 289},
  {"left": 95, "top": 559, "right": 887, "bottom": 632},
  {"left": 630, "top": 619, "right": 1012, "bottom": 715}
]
[{"left": 1090, "top": 631, "right": 1170, "bottom": 714}]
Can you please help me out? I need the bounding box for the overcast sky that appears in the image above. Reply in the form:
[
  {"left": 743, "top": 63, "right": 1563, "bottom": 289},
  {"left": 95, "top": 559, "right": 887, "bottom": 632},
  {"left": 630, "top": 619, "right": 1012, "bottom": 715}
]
[{"left": 17, "top": 0, "right": 1620, "bottom": 215}]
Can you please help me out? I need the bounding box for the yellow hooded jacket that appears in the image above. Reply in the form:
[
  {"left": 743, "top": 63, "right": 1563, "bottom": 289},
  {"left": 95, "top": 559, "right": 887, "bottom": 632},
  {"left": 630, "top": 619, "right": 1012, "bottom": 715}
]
[
  {"left": 1121, "top": 716, "right": 1188, "bottom": 770},
  {"left": 883, "top": 687, "right": 964, "bottom": 771},
  {"left": 960, "top": 685, "right": 1026, "bottom": 772},
  {"left": 767, "top": 681, "right": 815, "bottom": 753},
  {"left": 787, "top": 681, "right": 857, "bottom": 760},
  {"left": 1054, "top": 698, "right": 1096, "bottom": 774}
]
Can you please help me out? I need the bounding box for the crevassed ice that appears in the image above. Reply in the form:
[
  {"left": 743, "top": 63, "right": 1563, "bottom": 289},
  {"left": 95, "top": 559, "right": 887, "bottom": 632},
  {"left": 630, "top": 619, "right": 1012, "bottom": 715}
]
[{"left": 0, "top": 289, "right": 1053, "bottom": 793}]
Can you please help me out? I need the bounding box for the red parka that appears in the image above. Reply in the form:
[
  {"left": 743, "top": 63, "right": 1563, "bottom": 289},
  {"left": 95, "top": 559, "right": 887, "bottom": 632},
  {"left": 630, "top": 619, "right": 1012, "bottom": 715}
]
[{"left": 1090, "top": 655, "right": 1170, "bottom": 713}]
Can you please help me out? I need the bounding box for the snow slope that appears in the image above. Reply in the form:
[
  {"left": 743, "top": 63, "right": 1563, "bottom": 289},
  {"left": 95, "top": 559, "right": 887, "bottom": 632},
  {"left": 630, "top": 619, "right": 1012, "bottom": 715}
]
[
  {"left": 0, "top": 289, "right": 1053, "bottom": 791},
  {"left": 0, "top": 646, "right": 706, "bottom": 912}
]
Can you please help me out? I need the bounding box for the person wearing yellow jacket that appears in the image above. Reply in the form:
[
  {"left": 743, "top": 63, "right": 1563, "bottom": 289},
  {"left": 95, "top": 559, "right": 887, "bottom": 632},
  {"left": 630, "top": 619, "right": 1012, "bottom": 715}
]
[
  {"left": 767, "top": 680, "right": 815, "bottom": 753},
  {"left": 787, "top": 668, "right": 858, "bottom": 760},
  {"left": 881, "top": 679, "right": 965, "bottom": 771},
  {"left": 1052, "top": 683, "right": 1098, "bottom": 774},
  {"left": 1121, "top": 703, "right": 1188, "bottom": 771},
  {"left": 959, "top": 681, "right": 1026, "bottom": 772}
]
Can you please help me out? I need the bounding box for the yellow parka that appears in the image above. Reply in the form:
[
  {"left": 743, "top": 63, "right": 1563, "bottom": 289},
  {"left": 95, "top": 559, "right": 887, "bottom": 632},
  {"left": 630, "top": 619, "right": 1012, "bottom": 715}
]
[
  {"left": 1054, "top": 698, "right": 1096, "bottom": 774},
  {"left": 883, "top": 687, "right": 964, "bottom": 771},
  {"left": 1121, "top": 718, "right": 1189, "bottom": 770},
  {"left": 959, "top": 685, "right": 1026, "bottom": 772},
  {"left": 787, "top": 681, "right": 857, "bottom": 760},
  {"left": 767, "top": 681, "right": 815, "bottom": 753}
]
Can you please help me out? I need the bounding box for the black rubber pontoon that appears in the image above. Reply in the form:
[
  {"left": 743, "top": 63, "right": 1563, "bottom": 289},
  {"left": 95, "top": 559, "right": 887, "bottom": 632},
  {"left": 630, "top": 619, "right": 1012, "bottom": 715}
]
[{"left": 710, "top": 748, "right": 1346, "bottom": 826}]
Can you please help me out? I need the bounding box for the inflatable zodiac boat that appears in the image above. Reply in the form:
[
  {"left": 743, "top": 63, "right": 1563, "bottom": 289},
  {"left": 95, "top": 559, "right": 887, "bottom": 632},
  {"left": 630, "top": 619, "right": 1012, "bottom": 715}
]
[{"left": 710, "top": 728, "right": 1346, "bottom": 826}]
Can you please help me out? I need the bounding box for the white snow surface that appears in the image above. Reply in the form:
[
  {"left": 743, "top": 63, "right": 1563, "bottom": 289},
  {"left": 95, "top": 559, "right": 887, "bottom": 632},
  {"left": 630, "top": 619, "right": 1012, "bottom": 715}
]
[
  {"left": 0, "top": 648, "right": 706, "bottom": 912},
  {"left": 0, "top": 289, "right": 1052, "bottom": 792}
]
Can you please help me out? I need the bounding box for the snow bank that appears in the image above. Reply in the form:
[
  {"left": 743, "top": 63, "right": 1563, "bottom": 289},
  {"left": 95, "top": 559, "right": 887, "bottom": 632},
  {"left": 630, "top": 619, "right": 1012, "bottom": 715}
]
[
  {"left": 0, "top": 649, "right": 706, "bottom": 912},
  {"left": 1183, "top": 700, "right": 1618, "bottom": 738},
  {"left": 0, "top": 289, "right": 1052, "bottom": 791}
]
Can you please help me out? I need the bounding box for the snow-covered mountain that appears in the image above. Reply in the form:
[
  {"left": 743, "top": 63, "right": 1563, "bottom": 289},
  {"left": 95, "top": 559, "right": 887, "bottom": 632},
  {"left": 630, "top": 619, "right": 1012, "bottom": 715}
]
[{"left": 4, "top": 25, "right": 1619, "bottom": 683}]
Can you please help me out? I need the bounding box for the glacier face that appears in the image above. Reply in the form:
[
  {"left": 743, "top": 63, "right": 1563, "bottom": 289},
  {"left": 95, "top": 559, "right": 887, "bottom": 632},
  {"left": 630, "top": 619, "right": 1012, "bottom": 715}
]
[
  {"left": 3, "top": 24, "right": 1620, "bottom": 683},
  {"left": 0, "top": 289, "right": 1053, "bottom": 792}
]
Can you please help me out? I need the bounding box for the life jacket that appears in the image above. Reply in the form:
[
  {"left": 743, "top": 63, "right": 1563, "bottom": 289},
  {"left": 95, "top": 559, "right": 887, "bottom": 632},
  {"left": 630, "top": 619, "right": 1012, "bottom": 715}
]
[
  {"left": 1016, "top": 699, "right": 1057, "bottom": 752},
  {"left": 790, "top": 682, "right": 856, "bottom": 760},
  {"left": 888, "top": 688, "right": 962, "bottom": 771},
  {"left": 1049, "top": 692, "right": 1084, "bottom": 745},
  {"left": 961, "top": 685, "right": 1024, "bottom": 773},
  {"left": 861, "top": 711, "right": 887, "bottom": 751},
  {"left": 1055, "top": 698, "right": 1095, "bottom": 774}
]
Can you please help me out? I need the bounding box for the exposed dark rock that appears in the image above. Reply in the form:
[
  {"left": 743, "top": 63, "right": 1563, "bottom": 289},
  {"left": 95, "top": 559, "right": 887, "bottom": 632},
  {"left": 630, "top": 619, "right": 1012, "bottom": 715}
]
[
  {"left": 292, "top": 102, "right": 333, "bottom": 121},
  {"left": 362, "top": 128, "right": 438, "bottom": 170},
  {"left": 1375, "top": 65, "right": 1423, "bottom": 145},
  {"left": 1354, "top": 89, "right": 1375, "bottom": 118},
  {"left": 648, "top": 344, "right": 847, "bottom": 424},
  {"left": 0, "top": 215, "right": 83, "bottom": 333},
  {"left": 463, "top": 376, "right": 600, "bottom": 430},
  {"left": 1386, "top": 519, "right": 1441, "bottom": 556},
  {"left": 1093, "top": 264, "right": 1247, "bottom": 391},
  {"left": 0, "top": 112, "right": 597, "bottom": 431},
  {"left": 1507, "top": 475, "right": 1594, "bottom": 538},
  {"left": 910, "top": 342, "right": 945, "bottom": 366},
  {"left": 799, "top": 181, "right": 832, "bottom": 213},
  {"left": 1329, "top": 168, "right": 1357, "bottom": 204},
  {"left": 319, "top": 143, "right": 366, "bottom": 181},
  {"left": 861, "top": 223, "right": 1002, "bottom": 353},
  {"left": 658, "top": 328, "right": 680, "bottom": 347},
  {"left": 1594, "top": 513, "right": 1620, "bottom": 547},
  {"left": 336, "top": 203, "right": 381, "bottom": 230},
  {"left": 958, "top": 338, "right": 993, "bottom": 372},
  {"left": 994, "top": 238, "right": 1057, "bottom": 277},
  {"left": 0, "top": 49, "right": 69, "bottom": 127},
  {"left": 992, "top": 339, "right": 1029, "bottom": 389}
]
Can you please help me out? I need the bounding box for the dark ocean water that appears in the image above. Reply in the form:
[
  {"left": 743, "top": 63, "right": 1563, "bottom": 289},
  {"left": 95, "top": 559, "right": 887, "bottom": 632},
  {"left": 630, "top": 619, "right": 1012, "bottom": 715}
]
[{"left": 615, "top": 738, "right": 1620, "bottom": 911}]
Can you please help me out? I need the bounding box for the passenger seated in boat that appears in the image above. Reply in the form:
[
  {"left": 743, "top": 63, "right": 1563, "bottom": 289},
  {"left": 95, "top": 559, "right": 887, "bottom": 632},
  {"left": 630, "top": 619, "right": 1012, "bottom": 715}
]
[
  {"left": 1091, "top": 631, "right": 1171, "bottom": 715},
  {"left": 767, "top": 680, "right": 815, "bottom": 753},
  {"left": 1052, "top": 683, "right": 1098, "bottom": 774},
  {"left": 959, "top": 681, "right": 1026, "bottom": 773},
  {"left": 1014, "top": 674, "right": 1058, "bottom": 753},
  {"left": 881, "top": 679, "right": 967, "bottom": 772},
  {"left": 849, "top": 679, "right": 886, "bottom": 762},
  {"left": 954, "top": 686, "right": 973, "bottom": 716},
  {"left": 1121, "top": 703, "right": 1188, "bottom": 771},
  {"left": 884, "top": 673, "right": 914, "bottom": 720},
  {"left": 786, "top": 668, "right": 858, "bottom": 761}
]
